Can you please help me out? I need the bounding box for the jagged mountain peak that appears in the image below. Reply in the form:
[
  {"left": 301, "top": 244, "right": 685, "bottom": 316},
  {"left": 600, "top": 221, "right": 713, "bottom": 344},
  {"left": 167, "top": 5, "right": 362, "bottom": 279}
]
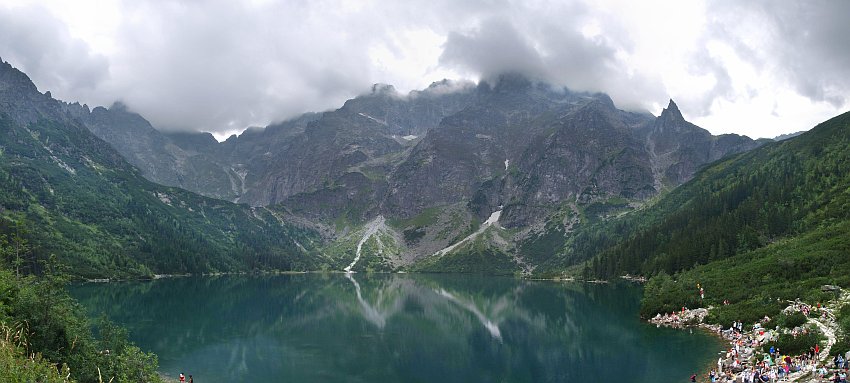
[
  {"left": 418, "top": 79, "right": 475, "bottom": 96},
  {"left": 659, "top": 99, "right": 684, "bottom": 122},
  {"left": 370, "top": 83, "right": 398, "bottom": 95},
  {"left": 428, "top": 79, "right": 450, "bottom": 88}
]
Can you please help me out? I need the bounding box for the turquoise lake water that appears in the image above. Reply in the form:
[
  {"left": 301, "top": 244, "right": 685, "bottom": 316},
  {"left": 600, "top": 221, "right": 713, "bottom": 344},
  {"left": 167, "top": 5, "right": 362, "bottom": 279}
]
[{"left": 70, "top": 273, "right": 724, "bottom": 382}]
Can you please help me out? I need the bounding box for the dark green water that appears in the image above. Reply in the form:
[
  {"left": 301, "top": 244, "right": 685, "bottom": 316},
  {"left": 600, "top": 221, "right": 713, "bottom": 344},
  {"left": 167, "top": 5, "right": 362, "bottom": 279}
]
[{"left": 70, "top": 274, "right": 723, "bottom": 382}]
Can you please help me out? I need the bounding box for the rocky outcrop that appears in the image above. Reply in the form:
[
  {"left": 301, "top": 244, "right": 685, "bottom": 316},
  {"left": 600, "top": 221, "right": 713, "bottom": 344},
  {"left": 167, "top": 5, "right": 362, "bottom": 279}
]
[{"left": 641, "top": 100, "right": 761, "bottom": 188}]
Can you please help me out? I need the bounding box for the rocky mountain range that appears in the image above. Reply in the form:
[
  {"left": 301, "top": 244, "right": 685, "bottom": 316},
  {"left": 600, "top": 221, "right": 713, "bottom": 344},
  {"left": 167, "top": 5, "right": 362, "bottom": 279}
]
[{"left": 0, "top": 58, "right": 767, "bottom": 274}]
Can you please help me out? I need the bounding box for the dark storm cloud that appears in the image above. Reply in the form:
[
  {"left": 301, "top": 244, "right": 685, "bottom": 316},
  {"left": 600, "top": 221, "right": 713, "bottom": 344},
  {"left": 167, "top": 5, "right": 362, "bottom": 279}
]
[
  {"left": 440, "top": 18, "right": 548, "bottom": 81},
  {"left": 103, "top": 0, "right": 528, "bottom": 132},
  {"left": 438, "top": 7, "right": 664, "bottom": 111},
  {"left": 0, "top": 5, "right": 109, "bottom": 101},
  {"left": 768, "top": 1, "right": 850, "bottom": 107}
]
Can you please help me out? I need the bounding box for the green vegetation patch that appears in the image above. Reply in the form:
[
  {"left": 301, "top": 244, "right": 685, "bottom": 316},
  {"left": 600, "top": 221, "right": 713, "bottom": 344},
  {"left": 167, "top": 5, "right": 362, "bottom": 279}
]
[
  {"left": 414, "top": 230, "right": 518, "bottom": 275},
  {"left": 388, "top": 206, "right": 443, "bottom": 230},
  {"left": 641, "top": 219, "right": 850, "bottom": 324},
  {"left": 0, "top": 262, "right": 161, "bottom": 382}
]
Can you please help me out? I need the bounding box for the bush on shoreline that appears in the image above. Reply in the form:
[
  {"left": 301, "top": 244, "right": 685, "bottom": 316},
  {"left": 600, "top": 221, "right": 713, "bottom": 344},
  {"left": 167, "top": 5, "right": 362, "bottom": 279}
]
[
  {"left": 0, "top": 256, "right": 161, "bottom": 381},
  {"left": 0, "top": 333, "right": 71, "bottom": 383},
  {"left": 762, "top": 331, "right": 822, "bottom": 356}
]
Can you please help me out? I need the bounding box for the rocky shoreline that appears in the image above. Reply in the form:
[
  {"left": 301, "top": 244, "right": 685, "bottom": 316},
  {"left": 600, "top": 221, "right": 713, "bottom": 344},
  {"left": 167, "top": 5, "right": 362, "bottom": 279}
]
[{"left": 650, "top": 295, "right": 848, "bottom": 382}]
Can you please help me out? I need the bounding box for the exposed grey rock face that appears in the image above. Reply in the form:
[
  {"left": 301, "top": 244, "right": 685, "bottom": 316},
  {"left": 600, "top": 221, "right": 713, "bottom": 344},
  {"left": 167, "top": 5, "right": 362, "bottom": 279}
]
[
  {"left": 60, "top": 102, "right": 242, "bottom": 201},
  {"left": 772, "top": 131, "right": 804, "bottom": 141},
  {"left": 500, "top": 98, "right": 657, "bottom": 227},
  {"left": 0, "top": 60, "right": 131, "bottom": 174},
  {"left": 385, "top": 74, "right": 592, "bottom": 219},
  {"left": 224, "top": 80, "right": 478, "bottom": 206},
  {"left": 641, "top": 100, "right": 761, "bottom": 188},
  {"left": 164, "top": 131, "right": 219, "bottom": 152},
  {"left": 0, "top": 60, "right": 78, "bottom": 127}
]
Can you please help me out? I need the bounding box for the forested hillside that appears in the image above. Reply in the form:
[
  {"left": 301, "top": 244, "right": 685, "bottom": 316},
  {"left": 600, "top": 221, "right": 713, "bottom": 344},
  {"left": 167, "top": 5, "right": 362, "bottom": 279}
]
[{"left": 587, "top": 110, "right": 850, "bottom": 278}]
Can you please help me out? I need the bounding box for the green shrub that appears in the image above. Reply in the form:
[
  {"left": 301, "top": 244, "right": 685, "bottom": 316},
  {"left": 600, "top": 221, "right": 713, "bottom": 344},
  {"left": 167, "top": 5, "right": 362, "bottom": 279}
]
[
  {"left": 780, "top": 312, "right": 809, "bottom": 329},
  {"left": 639, "top": 272, "right": 701, "bottom": 318},
  {"left": 705, "top": 299, "right": 782, "bottom": 328},
  {"left": 0, "top": 336, "right": 71, "bottom": 383},
  {"left": 0, "top": 266, "right": 162, "bottom": 382},
  {"left": 831, "top": 337, "right": 850, "bottom": 357},
  {"left": 838, "top": 306, "right": 850, "bottom": 334},
  {"left": 765, "top": 311, "right": 810, "bottom": 330},
  {"left": 763, "top": 331, "right": 821, "bottom": 356}
]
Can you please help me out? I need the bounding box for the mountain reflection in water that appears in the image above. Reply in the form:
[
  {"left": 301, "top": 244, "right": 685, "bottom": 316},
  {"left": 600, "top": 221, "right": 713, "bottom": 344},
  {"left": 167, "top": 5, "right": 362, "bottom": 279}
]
[{"left": 70, "top": 273, "right": 723, "bottom": 383}]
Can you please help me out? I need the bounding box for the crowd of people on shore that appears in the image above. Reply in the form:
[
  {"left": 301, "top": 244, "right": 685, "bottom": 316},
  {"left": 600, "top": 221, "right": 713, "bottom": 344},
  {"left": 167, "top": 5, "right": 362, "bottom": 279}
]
[
  {"left": 652, "top": 298, "right": 845, "bottom": 382},
  {"left": 705, "top": 321, "right": 829, "bottom": 382}
]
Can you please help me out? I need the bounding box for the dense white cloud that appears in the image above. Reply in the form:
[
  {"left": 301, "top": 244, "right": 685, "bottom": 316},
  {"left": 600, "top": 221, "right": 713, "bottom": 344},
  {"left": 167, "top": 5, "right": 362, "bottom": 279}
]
[
  {"left": 0, "top": 5, "right": 109, "bottom": 99},
  {"left": 0, "top": 0, "right": 847, "bottom": 139}
]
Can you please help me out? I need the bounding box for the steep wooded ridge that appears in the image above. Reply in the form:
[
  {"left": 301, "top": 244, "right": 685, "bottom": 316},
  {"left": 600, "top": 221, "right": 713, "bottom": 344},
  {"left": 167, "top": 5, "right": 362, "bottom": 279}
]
[
  {"left": 0, "top": 59, "right": 764, "bottom": 275},
  {"left": 0, "top": 60, "right": 322, "bottom": 278},
  {"left": 587, "top": 110, "right": 850, "bottom": 279}
]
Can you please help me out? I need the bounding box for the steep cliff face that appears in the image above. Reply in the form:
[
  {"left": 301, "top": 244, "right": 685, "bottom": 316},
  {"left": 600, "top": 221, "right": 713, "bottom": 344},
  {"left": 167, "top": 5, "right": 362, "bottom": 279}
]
[
  {"left": 499, "top": 98, "right": 657, "bottom": 227},
  {"left": 375, "top": 81, "right": 764, "bottom": 267},
  {"left": 84, "top": 103, "right": 184, "bottom": 185},
  {"left": 58, "top": 101, "right": 242, "bottom": 201},
  {"left": 384, "top": 74, "right": 593, "bottom": 219},
  {"left": 228, "top": 81, "right": 478, "bottom": 206},
  {"left": 641, "top": 100, "right": 761, "bottom": 188}
]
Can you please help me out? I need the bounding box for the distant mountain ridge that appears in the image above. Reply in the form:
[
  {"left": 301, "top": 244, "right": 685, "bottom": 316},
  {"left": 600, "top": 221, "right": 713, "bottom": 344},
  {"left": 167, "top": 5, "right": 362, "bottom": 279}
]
[{"left": 0, "top": 59, "right": 766, "bottom": 274}]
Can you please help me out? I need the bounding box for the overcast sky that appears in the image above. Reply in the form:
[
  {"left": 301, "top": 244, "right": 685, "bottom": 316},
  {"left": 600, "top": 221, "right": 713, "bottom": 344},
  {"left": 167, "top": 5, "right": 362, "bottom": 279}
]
[{"left": 1, "top": 0, "right": 848, "bottom": 140}]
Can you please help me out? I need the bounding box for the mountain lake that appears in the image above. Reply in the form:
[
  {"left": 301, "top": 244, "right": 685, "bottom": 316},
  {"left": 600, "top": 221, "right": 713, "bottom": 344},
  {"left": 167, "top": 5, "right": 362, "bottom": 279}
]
[{"left": 70, "top": 273, "right": 724, "bottom": 382}]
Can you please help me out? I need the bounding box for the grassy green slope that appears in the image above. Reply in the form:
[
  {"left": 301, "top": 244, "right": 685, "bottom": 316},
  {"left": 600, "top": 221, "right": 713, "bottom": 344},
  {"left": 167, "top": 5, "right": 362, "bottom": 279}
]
[
  {"left": 0, "top": 112, "right": 321, "bottom": 279},
  {"left": 640, "top": 219, "right": 850, "bottom": 322}
]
